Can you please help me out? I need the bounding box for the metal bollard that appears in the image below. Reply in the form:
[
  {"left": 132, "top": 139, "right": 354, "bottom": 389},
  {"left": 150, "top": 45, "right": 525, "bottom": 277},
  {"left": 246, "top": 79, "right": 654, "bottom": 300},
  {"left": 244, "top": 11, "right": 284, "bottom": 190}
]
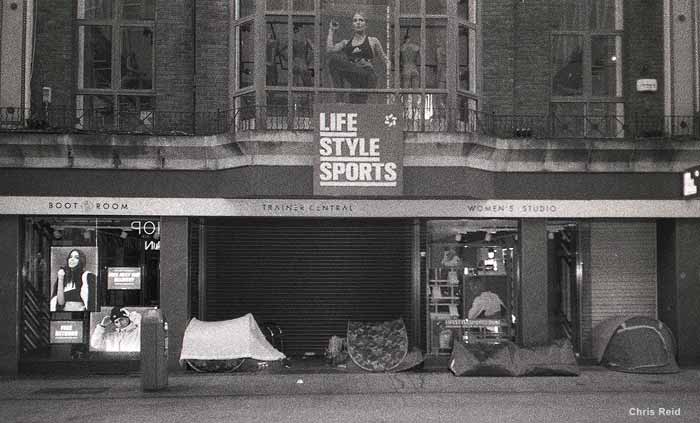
[{"left": 141, "top": 308, "right": 168, "bottom": 391}]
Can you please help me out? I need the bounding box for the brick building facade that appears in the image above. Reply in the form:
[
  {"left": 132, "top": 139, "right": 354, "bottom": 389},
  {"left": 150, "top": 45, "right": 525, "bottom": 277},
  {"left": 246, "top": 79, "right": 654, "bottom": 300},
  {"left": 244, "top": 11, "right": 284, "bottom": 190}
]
[{"left": 1, "top": 1, "right": 699, "bottom": 375}]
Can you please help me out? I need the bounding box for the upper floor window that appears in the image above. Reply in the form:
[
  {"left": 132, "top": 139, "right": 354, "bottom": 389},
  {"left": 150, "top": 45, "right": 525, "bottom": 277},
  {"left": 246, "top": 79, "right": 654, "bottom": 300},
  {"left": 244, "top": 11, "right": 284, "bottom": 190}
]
[
  {"left": 551, "top": 0, "right": 623, "bottom": 137},
  {"left": 76, "top": 0, "right": 155, "bottom": 130},
  {"left": 234, "top": 0, "right": 479, "bottom": 131}
]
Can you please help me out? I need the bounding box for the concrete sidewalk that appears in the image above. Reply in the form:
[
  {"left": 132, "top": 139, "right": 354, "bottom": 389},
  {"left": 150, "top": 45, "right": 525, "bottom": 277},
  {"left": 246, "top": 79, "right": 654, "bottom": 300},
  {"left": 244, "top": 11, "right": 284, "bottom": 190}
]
[{"left": 2, "top": 366, "right": 700, "bottom": 400}]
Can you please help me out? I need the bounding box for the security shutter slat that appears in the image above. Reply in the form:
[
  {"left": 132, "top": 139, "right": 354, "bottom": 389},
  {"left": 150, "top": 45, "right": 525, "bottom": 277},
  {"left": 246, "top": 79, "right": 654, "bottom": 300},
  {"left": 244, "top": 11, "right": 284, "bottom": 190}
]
[
  {"left": 203, "top": 218, "right": 414, "bottom": 357},
  {"left": 189, "top": 219, "right": 200, "bottom": 319}
]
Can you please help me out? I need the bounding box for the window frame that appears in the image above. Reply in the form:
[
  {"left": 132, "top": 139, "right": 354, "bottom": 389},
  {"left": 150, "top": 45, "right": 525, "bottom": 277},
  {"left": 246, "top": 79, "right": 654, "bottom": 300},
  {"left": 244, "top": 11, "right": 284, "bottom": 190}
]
[
  {"left": 75, "top": 0, "right": 156, "bottom": 122},
  {"left": 550, "top": 0, "right": 623, "bottom": 107},
  {"left": 233, "top": 0, "right": 480, "bottom": 120}
]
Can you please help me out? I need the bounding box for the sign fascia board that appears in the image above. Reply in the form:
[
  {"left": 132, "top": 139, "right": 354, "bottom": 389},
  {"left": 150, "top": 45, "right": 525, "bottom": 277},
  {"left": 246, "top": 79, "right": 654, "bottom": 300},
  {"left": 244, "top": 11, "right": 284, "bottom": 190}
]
[{"left": 2, "top": 196, "right": 700, "bottom": 218}]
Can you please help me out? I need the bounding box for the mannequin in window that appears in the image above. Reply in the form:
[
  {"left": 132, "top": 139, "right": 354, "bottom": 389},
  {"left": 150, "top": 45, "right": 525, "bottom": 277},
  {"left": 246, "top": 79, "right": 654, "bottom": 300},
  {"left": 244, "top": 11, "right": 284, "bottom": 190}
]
[
  {"left": 121, "top": 51, "right": 142, "bottom": 89},
  {"left": 292, "top": 25, "right": 314, "bottom": 87},
  {"left": 400, "top": 34, "right": 420, "bottom": 88},
  {"left": 480, "top": 248, "right": 498, "bottom": 272},
  {"left": 441, "top": 247, "right": 462, "bottom": 268},
  {"left": 266, "top": 27, "right": 284, "bottom": 86},
  {"left": 326, "top": 11, "right": 388, "bottom": 103},
  {"left": 434, "top": 34, "right": 447, "bottom": 89},
  {"left": 467, "top": 279, "right": 506, "bottom": 319}
]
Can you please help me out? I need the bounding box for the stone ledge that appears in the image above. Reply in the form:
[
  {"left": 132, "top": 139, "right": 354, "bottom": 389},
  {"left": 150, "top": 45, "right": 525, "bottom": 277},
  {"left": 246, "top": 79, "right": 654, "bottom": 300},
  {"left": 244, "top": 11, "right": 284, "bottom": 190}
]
[{"left": 0, "top": 131, "right": 698, "bottom": 172}]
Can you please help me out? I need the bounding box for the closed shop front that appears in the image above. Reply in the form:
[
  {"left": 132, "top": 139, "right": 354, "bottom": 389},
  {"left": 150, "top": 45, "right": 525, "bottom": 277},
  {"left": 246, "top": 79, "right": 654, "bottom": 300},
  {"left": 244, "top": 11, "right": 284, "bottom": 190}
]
[
  {"left": 580, "top": 220, "right": 658, "bottom": 357},
  {"left": 197, "top": 218, "right": 415, "bottom": 357}
]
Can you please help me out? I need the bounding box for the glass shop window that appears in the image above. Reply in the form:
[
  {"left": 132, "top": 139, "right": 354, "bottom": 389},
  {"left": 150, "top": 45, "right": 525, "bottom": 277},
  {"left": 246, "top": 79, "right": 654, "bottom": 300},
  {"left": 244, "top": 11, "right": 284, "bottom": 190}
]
[
  {"left": 425, "top": 219, "right": 518, "bottom": 355},
  {"left": 20, "top": 217, "right": 160, "bottom": 362}
]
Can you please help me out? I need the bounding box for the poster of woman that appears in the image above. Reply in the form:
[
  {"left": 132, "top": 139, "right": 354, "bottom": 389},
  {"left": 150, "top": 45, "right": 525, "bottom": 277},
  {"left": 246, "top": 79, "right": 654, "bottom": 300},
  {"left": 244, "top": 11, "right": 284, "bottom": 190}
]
[
  {"left": 323, "top": 1, "right": 390, "bottom": 103},
  {"left": 49, "top": 247, "right": 98, "bottom": 312}
]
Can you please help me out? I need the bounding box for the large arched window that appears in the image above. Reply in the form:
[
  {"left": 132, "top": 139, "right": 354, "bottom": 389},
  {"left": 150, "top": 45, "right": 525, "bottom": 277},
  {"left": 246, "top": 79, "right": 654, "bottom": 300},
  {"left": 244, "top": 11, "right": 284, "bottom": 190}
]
[{"left": 232, "top": 0, "right": 479, "bottom": 131}]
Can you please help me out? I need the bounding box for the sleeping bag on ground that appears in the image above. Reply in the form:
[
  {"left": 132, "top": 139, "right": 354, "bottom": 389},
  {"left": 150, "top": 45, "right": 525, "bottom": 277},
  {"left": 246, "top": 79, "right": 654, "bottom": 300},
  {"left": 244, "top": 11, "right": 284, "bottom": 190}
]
[
  {"left": 449, "top": 338, "right": 579, "bottom": 376},
  {"left": 449, "top": 340, "right": 519, "bottom": 376},
  {"left": 512, "top": 338, "right": 579, "bottom": 376},
  {"left": 179, "top": 313, "right": 285, "bottom": 371}
]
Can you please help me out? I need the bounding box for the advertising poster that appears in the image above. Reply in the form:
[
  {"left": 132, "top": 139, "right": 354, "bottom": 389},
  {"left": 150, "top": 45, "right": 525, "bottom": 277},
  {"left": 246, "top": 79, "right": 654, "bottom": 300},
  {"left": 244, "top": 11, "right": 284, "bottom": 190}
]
[
  {"left": 313, "top": 103, "right": 404, "bottom": 196},
  {"left": 107, "top": 267, "right": 142, "bottom": 290},
  {"left": 321, "top": 0, "right": 392, "bottom": 95},
  {"left": 49, "top": 320, "right": 85, "bottom": 344},
  {"left": 49, "top": 246, "right": 98, "bottom": 312},
  {"left": 88, "top": 306, "right": 152, "bottom": 353}
]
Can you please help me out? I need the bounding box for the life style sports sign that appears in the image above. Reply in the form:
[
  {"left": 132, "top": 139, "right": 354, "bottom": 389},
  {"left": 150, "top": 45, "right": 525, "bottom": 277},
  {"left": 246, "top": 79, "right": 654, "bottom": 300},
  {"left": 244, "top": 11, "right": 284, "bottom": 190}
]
[{"left": 313, "top": 104, "right": 404, "bottom": 196}]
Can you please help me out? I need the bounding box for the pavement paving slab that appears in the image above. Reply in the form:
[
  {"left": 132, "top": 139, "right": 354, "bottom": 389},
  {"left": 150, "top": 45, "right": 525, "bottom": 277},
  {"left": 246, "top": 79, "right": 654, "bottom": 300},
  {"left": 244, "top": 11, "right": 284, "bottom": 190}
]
[{"left": 1, "top": 366, "right": 699, "bottom": 400}]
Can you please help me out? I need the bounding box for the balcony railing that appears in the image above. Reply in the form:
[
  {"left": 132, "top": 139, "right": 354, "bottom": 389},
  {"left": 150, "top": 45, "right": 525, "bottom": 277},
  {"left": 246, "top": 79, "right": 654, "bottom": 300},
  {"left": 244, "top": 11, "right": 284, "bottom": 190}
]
[{"left": 1, "top": 105, "right": 698, "bottom": 140}]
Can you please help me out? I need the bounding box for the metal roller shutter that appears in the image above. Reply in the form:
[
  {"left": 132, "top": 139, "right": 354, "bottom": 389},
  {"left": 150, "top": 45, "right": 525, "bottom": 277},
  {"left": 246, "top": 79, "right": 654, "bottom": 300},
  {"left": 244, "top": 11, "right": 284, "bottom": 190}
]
[
  {"left": 581, "top": 220, "right": 657, "bottom": 357},
  {"left": 202, "top": 218, "right": 414, "bottom": 357}
]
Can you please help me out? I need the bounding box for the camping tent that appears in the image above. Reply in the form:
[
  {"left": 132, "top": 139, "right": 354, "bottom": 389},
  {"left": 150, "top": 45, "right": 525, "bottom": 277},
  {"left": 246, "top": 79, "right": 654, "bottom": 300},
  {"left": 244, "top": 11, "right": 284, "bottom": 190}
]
[
  {"left": 592, "top": 316, "right": 679, "bottom": 374},
  {"left": 345, "top": 318, "right": 424, "bottom": 372},
  {"left": 179, "top": 313, "right": 285, "bottom": 370}
]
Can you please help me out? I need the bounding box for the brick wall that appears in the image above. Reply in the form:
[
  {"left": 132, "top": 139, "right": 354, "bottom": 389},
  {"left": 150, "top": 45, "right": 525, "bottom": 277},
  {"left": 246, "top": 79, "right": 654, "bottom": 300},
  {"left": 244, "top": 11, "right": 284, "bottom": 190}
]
[
  {"left": 194, "top": 0, "right": 229, "bottom": 114},
  {"left": 156, "top": 0, "right": 195, "bottom": 130},
  {"left": 624, "top": 0, "right": 664, "bottom": 119},
  {"left": 481, "top": 0, "right": 515, "bottom": 114},
  {"left": 30, "top": 0, "right": 74, "bottom": 109},
  {"left": 513, "top": 0, "right": 551, "bottom": 116},
  {"left": 482, "top": 0, "right": 665, "bottom": 122}
]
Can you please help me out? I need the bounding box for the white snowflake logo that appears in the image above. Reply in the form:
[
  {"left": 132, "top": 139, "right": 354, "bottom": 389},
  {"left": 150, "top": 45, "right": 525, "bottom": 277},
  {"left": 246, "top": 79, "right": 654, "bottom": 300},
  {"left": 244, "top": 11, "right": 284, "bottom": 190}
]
[{"left": 384, "top": 114, "right": 397, "bottom": 127}]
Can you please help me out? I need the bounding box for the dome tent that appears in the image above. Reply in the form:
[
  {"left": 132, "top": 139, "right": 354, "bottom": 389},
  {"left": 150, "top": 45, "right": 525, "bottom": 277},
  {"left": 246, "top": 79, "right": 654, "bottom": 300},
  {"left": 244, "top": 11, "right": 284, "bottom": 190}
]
[
  {"left": 592, "top": 316, "right": 679, "bottom": 374},
  {"left": 179, "top": 313, "right": 285, "bottom": 372}
]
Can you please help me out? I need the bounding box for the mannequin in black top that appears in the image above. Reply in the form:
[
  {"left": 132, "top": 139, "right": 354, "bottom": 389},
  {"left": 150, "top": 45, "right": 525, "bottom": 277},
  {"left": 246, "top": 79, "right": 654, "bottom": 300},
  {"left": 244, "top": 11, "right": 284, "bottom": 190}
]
[{"left": 326, "top": 12, "right": 387, "bottom": 103}]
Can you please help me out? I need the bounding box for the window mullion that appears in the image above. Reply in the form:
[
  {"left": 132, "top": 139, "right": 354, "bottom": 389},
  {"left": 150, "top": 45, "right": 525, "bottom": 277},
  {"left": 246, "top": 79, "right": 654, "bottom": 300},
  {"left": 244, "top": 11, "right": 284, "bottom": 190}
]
[
  {"left": 393, "top": 8, "right": 400, "bottom": 92},
  {"left": 287, "top": 6, "right": 293, "bottom": 102},
  {"left": 583, "top": 35, "right": 592, "bottom": 101},
  {"left": 313, "top": 0, "right": 320, "bottom": 99},
  {"left": 112, "top": 2, "right": 121, "bottom": 95},
  {"left": 420, "top": 14, "right": 426, "bottom": 96},
  {"left": 113, "top": 2, "right": 121, "bottom": 115}
]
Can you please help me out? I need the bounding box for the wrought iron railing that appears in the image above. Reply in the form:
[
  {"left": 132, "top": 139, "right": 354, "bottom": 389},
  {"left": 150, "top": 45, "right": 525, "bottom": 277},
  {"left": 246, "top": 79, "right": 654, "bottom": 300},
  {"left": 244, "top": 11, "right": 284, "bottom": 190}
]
[
  {"left": 0, "top": 106, "right": 221, "bottom": 135},
  {"left": 1, "top": 105, "right": 698, "bottom": 140}
]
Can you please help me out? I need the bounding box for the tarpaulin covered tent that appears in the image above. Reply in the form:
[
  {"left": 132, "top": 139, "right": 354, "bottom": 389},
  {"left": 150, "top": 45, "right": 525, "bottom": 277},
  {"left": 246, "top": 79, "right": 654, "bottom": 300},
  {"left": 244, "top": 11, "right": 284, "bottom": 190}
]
[
  {"left": 449, "top": 338, "right": 579, "bottom": 377},
  {"left": 592, "top": 316, "right": 679, "bottom": 374},
  {"left": 179, "top": 313, "right": 285, "bottom": 372}
]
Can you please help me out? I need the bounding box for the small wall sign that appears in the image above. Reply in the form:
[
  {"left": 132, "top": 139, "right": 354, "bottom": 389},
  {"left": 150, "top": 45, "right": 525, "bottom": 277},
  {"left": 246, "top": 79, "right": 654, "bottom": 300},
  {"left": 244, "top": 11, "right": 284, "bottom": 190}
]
[
  {"left": 636, "top": 79, "right": 658, "bottom": 92},
  {"left": 683, "top": 166, "right": 700, "bottom": 198}
]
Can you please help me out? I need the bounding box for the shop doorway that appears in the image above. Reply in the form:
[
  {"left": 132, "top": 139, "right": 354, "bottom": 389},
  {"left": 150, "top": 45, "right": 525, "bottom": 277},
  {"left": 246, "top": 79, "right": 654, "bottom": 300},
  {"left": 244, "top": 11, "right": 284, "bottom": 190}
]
[{"left": 547, "top": 221, "right": 581, "bottom": 353}]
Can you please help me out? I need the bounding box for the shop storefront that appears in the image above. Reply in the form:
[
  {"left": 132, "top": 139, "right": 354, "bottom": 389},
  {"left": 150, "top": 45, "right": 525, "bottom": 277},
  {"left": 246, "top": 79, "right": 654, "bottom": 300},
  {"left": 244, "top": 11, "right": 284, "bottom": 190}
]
[
  {"left": 15, "top": 215, "right": 160, "bottom": 373},
  {"left": 2, "top": 195, "right": 700, "bottom": 374}
]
